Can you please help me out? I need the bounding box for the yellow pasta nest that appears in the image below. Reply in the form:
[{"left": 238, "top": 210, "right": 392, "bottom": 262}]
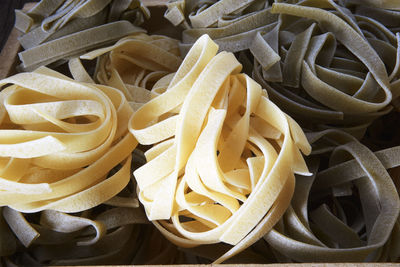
[
  {"left": 0, "top": 67, "right": 137, "bottom": 213},
  {"left": 129, "top": 34, "right": 311, "bottom": 262}
]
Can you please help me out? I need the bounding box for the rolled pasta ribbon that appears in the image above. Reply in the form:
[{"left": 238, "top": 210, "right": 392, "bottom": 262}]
[
  {"left": 129, "top": 34, "right": 311, "bottom": 263},
  {"left": 74, "top": 32, "right": 182, "bottom": 111},
  {"left": 0, "top": 67, "right": 138, "bottom": 213},
  {"left": 263, "top": 130, "right": 400, "bottom": 262}
]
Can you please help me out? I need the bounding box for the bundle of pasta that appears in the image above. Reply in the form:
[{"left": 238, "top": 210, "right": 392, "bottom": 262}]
[
  {"left": 263, "top": 130, "right": 400, "bottom": 262},
  {"left": 72, "top": 32, "right": 182, "bottom": 111},
  {"left": 129, "top": 34, "right": 311, "bottom": 263},
  {"left": 1, "top": 207, "right": 182, "bottom": 265},
  {"left": 165, "top": 0, "right": 399, "bottom": 140},
  {"left": 15, "top": 0, "right": 149, "bottom": 71},
  {"left": 350, "top": 0, "right": 400, "bottom": 110},
  {"left": 0, "top": 67, "right": 137, "bottom": 213},
  {"left": 253, "top": 0, "right": 397, "bottom": 138},
  {"left": 165, "top": 0, "right": 278, "bottom": 55}
]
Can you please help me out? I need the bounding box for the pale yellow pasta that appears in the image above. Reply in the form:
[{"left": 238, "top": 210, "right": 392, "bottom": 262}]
[
  {"left": 0, "top": 67, "right": 137, "bottom": 213},
  {"left": 129, "top": 34, "right": 311, "bottom": 263},
  {"left": 76, "top": 32, "right": 182, "bottom": 111}
]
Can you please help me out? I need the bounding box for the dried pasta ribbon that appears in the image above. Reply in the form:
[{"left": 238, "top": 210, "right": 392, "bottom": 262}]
[
  {"left": 3, "top": 207, "right": 39, "bottom": 248},
  {"left": 165, "top": 0, "right": 279, "bottom": 55},
  {"left": 353, "top": 2, "right": 400, "bottom": 34},
  {"left": 19, "top": 21, "right": 145, "bottom": 71},
  {"left": 15, "top": 0, "right": 150, "bottom": 50},
  {"left": 75, "top": 32, "right": 182, "bottom": 111},
  {"left": 14, "top": 0, "right": 152, "bottom": 73},
  {"left": 0, "top": 67, "right": 137, "bottom": 213},
  {"left": 188, "top": 0, "right": 255, "bottom": 28},
  {"left": 263, "top": 130, "right": 400, "bottom": 262},
  {"left": 347, "top": 0, "right": 400, "bottom": 11},
  {"left": 129, "top": 34, "right": 311, "bottom": 263}
]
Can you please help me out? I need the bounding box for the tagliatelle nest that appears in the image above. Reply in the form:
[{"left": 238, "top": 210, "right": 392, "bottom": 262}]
[
  {"left": 15, "top": 0, "right": 151, "bottom": 71},
  {"left": 0, "top": 67, "right": 137, "bottom": 213},
  {"left": 129, "top": 34, "right": 311, "bottom": 263},
  {"left": 166, "top": 0, "right": 400, "bottom": 140},
  {"left": 1, "top": 206, "right": 182, "bottom": 265},
  {"left": 264, "top": 130, "right": 400, "bottom": 262}
]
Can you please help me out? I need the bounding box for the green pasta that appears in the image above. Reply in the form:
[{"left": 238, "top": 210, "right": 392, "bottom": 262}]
[
  {"left": 0, "top": 0, "right": 399, "bottom": 264},
  {"left": 165, "top": 0, "right": 400, "bottom": 140},
  {"left": 263, "top": 130, "right": 400, "bottom": 262},
  {"left": 15, "top": 0, "right": 150, "bottom": 71}
]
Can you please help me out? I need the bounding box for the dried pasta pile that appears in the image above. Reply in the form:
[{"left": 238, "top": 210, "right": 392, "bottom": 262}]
[
  {"left": 1, "top": 205, "right": 183, "bottom": 265},
  {"left": 264, "top": 130, "right": 400, "bottom": 262},
  {"left": 0, "top": 0, "right": 399, "bottom": 264},
  {"left": 163, "top": 0, "right": 400, "bottom": 262},
  {"left": 0, "top": 66, "right": 156, "bottom": 264},
  {"left": 15, "top": 0, "right": 149, "bottom": 71},
  {"left": 165, "top": 0, "right": 400, "bottom": 139},
  {"left": 0, "top": 67, "right": 137, "bottom": 213},
  {"left": 129, "top": 34, "right": 311, "bottom": 263}
]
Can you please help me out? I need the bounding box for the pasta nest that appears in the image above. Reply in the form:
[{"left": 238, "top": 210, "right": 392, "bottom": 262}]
[
  {"left": 265, "top": 130, "right": 400, "bottom": 262},
  {"left": 0, "top": 67, "right": 137, "bottom": 213},
  {"left": 166, "top": 0, "right": 400, "bottom": 139},
  {"left": 129, "top": 34, "right": 311, "bottom": 262}
]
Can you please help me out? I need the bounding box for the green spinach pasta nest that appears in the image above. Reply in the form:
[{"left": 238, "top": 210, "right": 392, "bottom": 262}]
[
  {"left": 263, "top": 130, "right": 400, "bottom": 262},
  {"left": 165, "top": 0, "right": 400, "bottom": 140}
]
